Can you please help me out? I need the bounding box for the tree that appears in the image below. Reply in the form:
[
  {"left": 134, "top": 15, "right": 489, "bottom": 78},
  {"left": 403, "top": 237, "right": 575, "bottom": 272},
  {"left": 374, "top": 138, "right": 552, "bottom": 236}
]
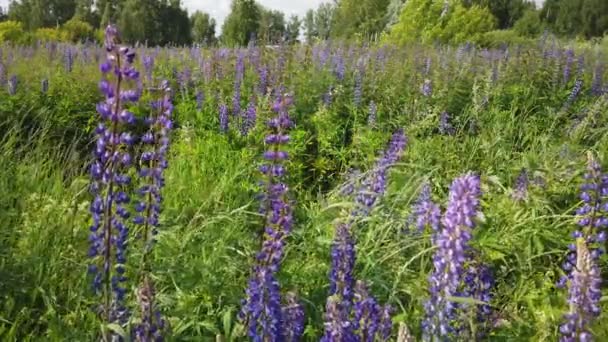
[
  {"left": 513, "top": 8, "right": 543, "bottom": 37},
  {"left": 580, "top": 0, "right": 608, "bottom": 38},
  {"left": 387, "top": 0, "right": 496, "bottom": 45},
  {"left": 258, "top": 8, "right": 285, "bottom": 44},
  {"left": 285, "top": 15, "right": 301, "bottom": 44},
  {"left": 332, "top": 0, "right": 391, "bottom": 39},
  {"left": 315, "top": 3, "right": 334, "bottom": 40},
  {"left": 464, "top": 0, "right": 531, "bottom": 29},
  {"left": 190, "top": 10, "right": 216, "bottom": 45},
  {"left": 303, "top": 9, "right": 316, "bottom": 41},
  {"left": 221, "top": 0, "right": 260, "bottom": 46},
  {"left": 385, "top": 0, "right": 406, "bottom": 29}
]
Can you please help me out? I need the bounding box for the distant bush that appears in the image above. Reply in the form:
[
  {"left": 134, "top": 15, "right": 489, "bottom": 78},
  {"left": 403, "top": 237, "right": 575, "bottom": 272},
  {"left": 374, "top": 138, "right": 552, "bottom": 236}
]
[
  {"left": 478, "top": 29, "right": 533, "bottom": 48},
  {"left": 35, "top": 27, "right": 64, "bottom": 42},
  {"left": 513, "top": 9, "right": 544, "bottom": 38},
  {"left": 61, "top": 18, "right": 95, "bottom": 43},
  {"left": 0, "top": 21, "right": 26, "bottom": 43}
]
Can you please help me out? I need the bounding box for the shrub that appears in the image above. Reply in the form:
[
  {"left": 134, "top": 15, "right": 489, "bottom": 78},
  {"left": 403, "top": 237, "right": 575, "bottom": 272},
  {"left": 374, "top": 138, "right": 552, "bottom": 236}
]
[
  {"left": 61, "top": 18, "right": 94, "bottom": 43},
  {"left": 0, "top": 21, "right": 26, "bottom": 43},
  {"left": 35, "top": 27, "right": 64, "bottom": 42}
]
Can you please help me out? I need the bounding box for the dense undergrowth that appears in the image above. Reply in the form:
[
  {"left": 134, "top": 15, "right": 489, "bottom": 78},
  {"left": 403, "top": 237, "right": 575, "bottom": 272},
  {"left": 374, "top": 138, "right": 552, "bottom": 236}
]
[{"left": 0, "top": 37, "right": 607, "bottom": 341}]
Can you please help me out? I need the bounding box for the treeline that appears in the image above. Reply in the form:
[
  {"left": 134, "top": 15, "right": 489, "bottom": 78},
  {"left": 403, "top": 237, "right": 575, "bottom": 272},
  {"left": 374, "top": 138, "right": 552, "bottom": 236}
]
[{"left": 0, "top": 0, "right": 607, "bottom": 46}]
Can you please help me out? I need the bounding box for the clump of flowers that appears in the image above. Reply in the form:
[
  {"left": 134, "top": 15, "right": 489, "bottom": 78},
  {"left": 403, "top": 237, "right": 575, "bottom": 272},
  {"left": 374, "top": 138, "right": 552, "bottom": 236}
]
[
  {"left": 87, "top": 24, "right": 140, "bottom": 335},
  {"left": 406, "top": 182, "right": 441, "bottom": 233},
  {"left": 559, "top": 154, "right": 606, "bottom": 341},
  {"left": 133, "top": 80, "right": 173, "bottom": 341},
  {"left": 423, "top": 173, "right": 489, "bottom": 340},
  {"left": 323, "top": 130, "right": 407, "bottom": 341},
  {"left": 512, "top": 168, "right": 529, "bottom": 202},
  {"left": 240, "top": 93, "right": 304, "bottom": 341}
]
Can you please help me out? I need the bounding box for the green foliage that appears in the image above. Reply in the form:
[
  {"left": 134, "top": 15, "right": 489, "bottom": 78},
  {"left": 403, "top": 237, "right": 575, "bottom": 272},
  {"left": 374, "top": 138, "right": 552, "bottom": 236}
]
[
  {"left": 542, "top": 0, "right": 608, "bottom": 38},
  {"left": 331, "top": 0, "right": 391, "bottom": 39},
  {"left": 513, "top": 8, "right": 544, "bottom": 37},
  {"left": 303, "top": 3, "right": 334, "bottom": 41},
  {"left": 464, "top": 0, "right": 532, "bottom": 29},
  {"left": 258, "top": 8, "right": 285, "bottom": 44},
  {"left": 221, "top": 0, "right": 260, "bottom": 46},
  {"left": 479, "top": 29, "right": 532, "bottom": 47},
  {"left": 61, "top": 17, "right": 94, "bottom": 43},
  {"left": 35, "top": 27, "right": 64, "bottom": 42},
  {"left": 387, "top": 0, "right": 496, "bottom": 45},
  {"left": 0, "top": 20, "right": 26, "bottom": 43},
  {"left": 190, "top": 10, "right": 217, "bottom": 45},
  {"left": 285, "top": 15, "right": 301, "bottom": 44}
]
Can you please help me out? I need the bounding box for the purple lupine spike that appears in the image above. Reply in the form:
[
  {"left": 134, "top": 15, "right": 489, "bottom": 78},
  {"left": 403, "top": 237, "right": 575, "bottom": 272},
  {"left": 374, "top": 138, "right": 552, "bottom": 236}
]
[
  {"left": 323, "top": 223, "right": 357, "bottom": 342},
  {"left": 333, "top": 52, "right": 345, "bottom": 81},
  {"left": 560, "top": 238, "right": 602, "bottom": 342},
  {"left": 64, "top": 46, "right": 74, "bottom": 73},
  {"left": 423, "top": 173, "right": 482, "bottom": 340},
  {"left": 460, "top": 258, "right": 494, "bottom": 339},
  {"left": 240, "top": 93, "right": 296, "bottom": 341},
  {"left": 354, "top": 130, "right": 407, "bottom": 217},
  {"left": 368, "top": 101, "right": 377, "bottom": 127},
  {"left": 353, "top": 281, "right": 381, "bottom": 342},
  {"left": 219, "top": 104, "right": 229, "bottom": 133},
  {"left": 241, "top": 100, "right": 257, "bottom": 136},
  {"left": 564, "top": 79, "right": 583, "bottom": 111},
  {"left": 591, "top": 61, "right": 604, "bottom": 96},
  {"left": 340, "top": 169, "right": 362, "bottom": 197},
  {"left": 421, "top": 79, "right": 432, "bottom": 97},
  {"left": 88, "top": 24, "right": 140, "bottom": 333},
  {"left": 133, "top": 81, "right": 172, "bottom": 341},
  {"left": 258, "top": 65, "right": 268, "bottom": 96},
  {"left": 439, "top": 112, "right": 455, "bottom": 136},
  {"left": 323, "top": 86, "right": 334, "bottom": 106},
  {"left": 196, "top": 89, "right": 204, "bottom": 111},
  {"left": 283, "top": 292, "right": 305, "bottom": 342},
  {"left": 406, "top": 183, "right": 441, "bottom": 233},
  {"left": 142, "top": 55, "right": 154, "bottom": 82},
  {"left": 512, "top": 168, "right": 529, "bottom": 202}
]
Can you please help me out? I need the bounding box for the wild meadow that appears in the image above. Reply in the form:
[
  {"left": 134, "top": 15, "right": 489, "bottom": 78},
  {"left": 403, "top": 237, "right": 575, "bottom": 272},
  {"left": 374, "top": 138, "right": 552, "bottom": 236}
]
[{"left": 0, "top": 28, "right": 607, "bottom": 341}]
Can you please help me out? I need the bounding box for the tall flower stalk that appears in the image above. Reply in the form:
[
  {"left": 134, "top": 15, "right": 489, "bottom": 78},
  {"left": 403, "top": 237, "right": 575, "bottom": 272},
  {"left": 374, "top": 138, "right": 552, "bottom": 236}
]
[
  {"left": 323, "top": 130, "right": 407, "bottom": 341},
  {"left": 240, "top": 93, "right": 303, "bottom": 341},
  {"left": 423, "top": 173, "right": 483, "bottom": 340},
  {"left": 133, "top": 80, "right": 173, "bottom": 341},
  {"left": 87, "top": 25, "right": 140, "bottom": 335}
]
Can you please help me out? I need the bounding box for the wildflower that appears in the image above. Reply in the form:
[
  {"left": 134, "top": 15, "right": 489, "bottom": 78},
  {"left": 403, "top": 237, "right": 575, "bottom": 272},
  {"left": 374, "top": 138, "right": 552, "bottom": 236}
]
[
  {"left": 563, "top": 49, "right": 575, "bottom": 84},
  {"left": 423, "top": 173, "right": 482, "bottom": 340},
  {"left": 41, "top": 79, "right": 49, "bottom": 93},
  {"left": 591, "top": 62, "right": 604, "bottom": 96},
  {"left": 196, "top": 89, "right": 204, "bottom": 111},
  {"left": 353, "top": 281, "right": 381, "bottom": 341},
  {"left": 132, "top": 80, "right": 172, "bottom": 341},
  {"left": 560, "top": 238, "right": 602, "bottom": 342},
  {"left": 421, "top": 79, "right": 432, "bottom": 97},
  {"left": 219, "top": 104, "right": 229, "bottom": 133},
  {"left": 88, "top": 24, "right": 141, "bottom": 333},
  {"left": 406, "top": 183, "right": 441, "bottom": 233},
  {"left": 283, "top": 292, "right": 305, "bottom": 341},
  {"left": 354, "top": 130, "right": 407, "bottom": 216},
  {"left": 241, "top": 100, "right": 256, "bottom": 136},
  {"left": 368, "top": 101, "right": 377, "bottom": 127},
  {"left": 512, "top": 168, "right": 529, "bottom": 202},
  {"left": 240, "top": 93, "right": 297, "bottom": 341},
  {"left": 438, "top": 112, "right": 455, "bottom": 136},
  {"left": 354, "top": 71, "right": 363, "bottom": 107}
]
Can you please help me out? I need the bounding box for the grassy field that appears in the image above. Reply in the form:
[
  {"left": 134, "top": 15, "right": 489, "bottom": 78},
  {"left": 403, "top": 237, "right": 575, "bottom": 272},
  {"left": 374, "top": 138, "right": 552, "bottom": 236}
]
[{"left": 0, "top": 37, "right": 607, "bottom": 341}]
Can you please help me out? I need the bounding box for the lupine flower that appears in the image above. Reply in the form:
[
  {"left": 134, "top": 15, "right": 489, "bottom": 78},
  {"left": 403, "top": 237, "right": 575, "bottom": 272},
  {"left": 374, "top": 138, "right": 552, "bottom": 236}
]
[
  {"left": 240, "top": 93, "right": 296, "bottom": 341},
  {"left": 353, "top": 281, "right": 381, "bottom": 341},
  {"left": 406, "top": 183, "right": 441, "bottom": 233},
  {"left": 258, "top": 65, "right": 268, "bottom": 96},
  {"left": 283, "top": 292, "right": 305, "bottom": 342},
  {"left": 423, "top": 173, "right": 482, "bottom": 340},
  {"left": 241, "top": 100, "right": 256, "bottom": 136},
  {"left": 65, "top": 47, "right": 74, "bottom": 73},
  {"left": 333, "top": 53, "right": 345, "bottom": 81},
  {"left": 512, "top": 168, "right": 529, "bottom": 202},
  {"left": 368, "top": 101, "right": 377, "bottom": 127},
  {"left": 340, "top": 169, "right": 362, "bottom": 197},
  {"left": 355, "top": 130, "right": 407, "bottom": 216},
  {"left": 559, "top": 154, "right": 608, "bottom": 289},
  {"left": 560, "top": 238, "right": 602, "bottom": 342},
  {"left": 460, "top": 258, "right": 494, "bottom": 338},
  {"left": 8, "top": 75, "right": 17, "bottom": 95},
  {"left": 564, "top": 79, "right": 583, "bottom": 110},
  {"left": 88, "top": 24, "right": 140, "bottom": 332},
  {"left": 196, "top": 89, "right": 204, "bottom": 111},
  {"left": 323, "top": 223, "right": 357, "bottom": 342},
  {"left": 379, "top": 305, "right": 393, "bottom": 340},
  {"left": 132, "top": 80, "right": 172, "bottom": 342},
  {"left": 439, "top": 112, "right": 455, "bottom": 136},
  {"left": 591, "top": 62, "right": 604, "bottom": 96},
  {"left": 142, "top": 55, "right": 154, "bottom": 82},
  {"left": 421, "top": 79, "right": 432, "bottom": 97},
  {"left": 219, "top": 104, "right": 229, "bottom": 133}
]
